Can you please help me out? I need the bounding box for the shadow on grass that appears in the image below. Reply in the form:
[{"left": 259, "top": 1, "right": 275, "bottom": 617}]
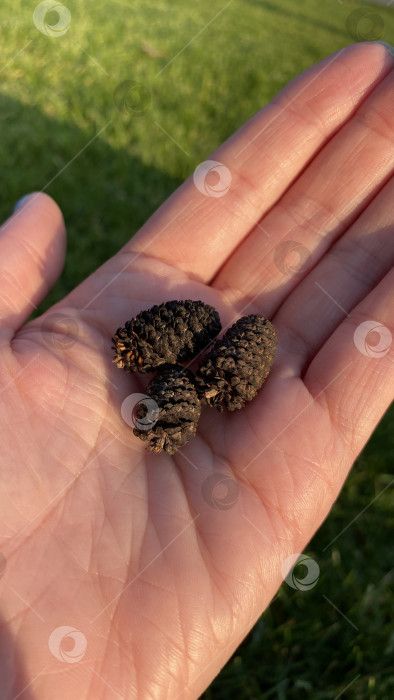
[
  {"left": 0, "top": 92, "right": 183, "bottom": 316},
  {"left": 244, "top": 0, "right": 350, "bottom": 38},
  {"left": 245, "top": 0, "right": 390, "bottom": 43}
]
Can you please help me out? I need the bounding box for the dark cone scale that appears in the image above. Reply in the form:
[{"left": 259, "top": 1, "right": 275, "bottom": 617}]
[
  {"left": 195, "top": 315, "right": 277, "bottom": 412},
  {"left": 133, "top": 364, "right": 201, "bottom": 455},
  {"left": 112, "top": 300, "right": 221, "bottom": 373}
]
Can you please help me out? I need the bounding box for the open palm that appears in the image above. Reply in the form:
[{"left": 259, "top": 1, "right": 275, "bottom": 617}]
[{"left": 1, "top": 43, "right": 393, "bottom": 699}]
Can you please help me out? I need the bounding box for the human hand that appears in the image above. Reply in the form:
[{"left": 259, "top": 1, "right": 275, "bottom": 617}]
[{"left": 0, "top": 41, "right": 393, "bottom": 699}]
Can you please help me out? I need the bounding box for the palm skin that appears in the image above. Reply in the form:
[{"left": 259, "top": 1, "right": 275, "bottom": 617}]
[{"left": 0, "top": 42, "right": 393, "bottom": 699}]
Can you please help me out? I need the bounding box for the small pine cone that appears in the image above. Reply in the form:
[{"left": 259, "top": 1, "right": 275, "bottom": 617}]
[
  {"left": 133, "top": 364, "right": 201, "bottom": 455},
  {"left": 194, "top": 315, "right": 277, "bottom": 412},
  {"left": 112, "top": 300, "right": 221, "bottom": 373}
]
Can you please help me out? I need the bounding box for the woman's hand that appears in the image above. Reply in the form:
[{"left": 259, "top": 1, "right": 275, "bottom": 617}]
[{"left": 0, "top": 41, "right": 393, "bottom": 699}]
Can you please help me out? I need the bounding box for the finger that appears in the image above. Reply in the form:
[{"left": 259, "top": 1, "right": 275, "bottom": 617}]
[
  {"left": 305, "top": 267, "right": 394, "bottom": 459},
  {"left": 0, "top": 193, "right": 66, "bottom": 339},
  {"left": 213, "top": 59, "right": 394, "bottom": 313},
  {"left": 123, "top": 42, "right": 393, "bottom": 282},
  {"left": 274, "top": 175, "right": 394, "bottom": 375}
]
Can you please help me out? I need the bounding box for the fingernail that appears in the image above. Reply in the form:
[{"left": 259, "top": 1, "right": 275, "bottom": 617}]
[
  {"left": 374, "top": 41, "right": 394, "bottom": 58},
  {"left": 13, "top": 194, "right": 31, "bottom": 212}
]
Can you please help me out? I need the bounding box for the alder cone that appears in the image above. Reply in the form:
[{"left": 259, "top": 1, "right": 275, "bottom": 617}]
[
  {"left": 195, "top": 315, "right": 277, "bottom": 411},
  {"left": 133, "top": 364, "right": 201, "bottom": 455},
  {"left": 112, "top": 300, "right": 221, "bottom": 373}
]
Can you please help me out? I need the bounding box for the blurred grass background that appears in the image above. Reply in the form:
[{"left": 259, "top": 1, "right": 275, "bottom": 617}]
[{"left": 0, "top": 0, "right": 393, "bottom": 697}]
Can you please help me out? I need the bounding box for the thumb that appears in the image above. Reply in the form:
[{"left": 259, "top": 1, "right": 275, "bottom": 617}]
[{"left": 0, "top": 193, "right": 66, "bottom": 339}]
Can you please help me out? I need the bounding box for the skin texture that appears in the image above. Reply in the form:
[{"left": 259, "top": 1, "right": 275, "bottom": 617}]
[{"left": 0, "top": 41, "right": 393, "bottom": 699}]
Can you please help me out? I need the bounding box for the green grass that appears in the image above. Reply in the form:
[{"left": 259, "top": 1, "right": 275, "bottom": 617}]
[{"left": 1, "top": 0, "right": 393, "bottom": 697}]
